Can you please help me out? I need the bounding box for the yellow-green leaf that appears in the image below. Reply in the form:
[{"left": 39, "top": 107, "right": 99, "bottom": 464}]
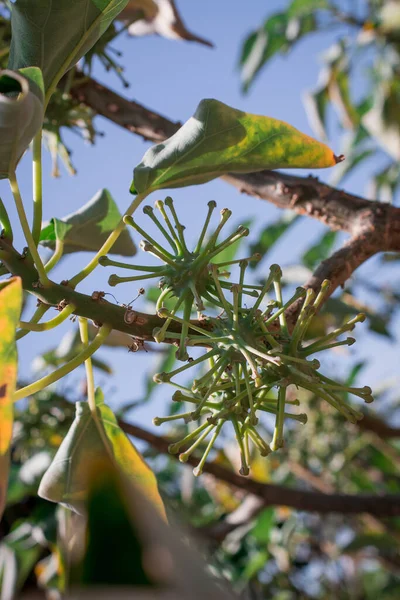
[
  {"left": 0, "top": 277, "right": 22, "bottom": 519},
  {"left": 38, "top": 390, "right": 166, "bottom": 519},
  {"left": 131, "top": 98, "right": 341, "bottom": 194}
]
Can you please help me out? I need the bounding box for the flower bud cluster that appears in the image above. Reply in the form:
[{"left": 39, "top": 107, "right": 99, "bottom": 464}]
[{"left": 101, "top": 198, "right": 373, "bottom": 476}]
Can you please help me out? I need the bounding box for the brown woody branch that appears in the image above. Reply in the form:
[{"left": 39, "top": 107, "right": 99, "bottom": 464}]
[
  {"left": 70, "top": 76, "right": 400, "bottom": 313},
  {"left": 119, "top": 419, "right": 400, "bottom": 517}
]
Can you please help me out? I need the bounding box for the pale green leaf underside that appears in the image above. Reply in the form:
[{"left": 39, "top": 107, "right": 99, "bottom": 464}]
[
  {"left": 0, "top": 68, "right": 44, "bottom": 179},
  {"left": 38, "top": 393, "right": 165, "bottom": 517},
  {"left": 39, "top": 188, "right": 136, "bottom": 256},
  {"left": 131, "top": 98, "right": 339, "bottom": 194},
  {"left": 8, "top": 0, "right": 129, "bottom": 93}
]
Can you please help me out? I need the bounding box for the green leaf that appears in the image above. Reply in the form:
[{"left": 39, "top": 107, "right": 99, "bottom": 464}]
[
  {"left": 288, "top": 0, "right": 329, "bottom": 18},
  {"left": 302, "top": 229, "right": 337, "bottom": 270},
  {"left": 239, "top": 12, "right": 316, "bottom": 92},
  {"left": 251, "top": 507, "right": 275, "bottom": 543},
  {"left": 8, "top": 0, "right": 130, "bottom": 94},
  {"left": 39, "top": 188, "right": 136, "bottom": 256},
  {"left": 249, "top": 214, "right": 298, "bottom": 268},
  {"left": 131, "top": 99, "right": 340, "bottom": 194},
  {"left": 0, "top": 277, "right": 22, "bottom": 520},
  {"left": 0, "top": 67, "right": 44, "bottom": 179},
  {"left": 0, "top": 522, "right": 43, "bottom": 596},
  {"left": 38, "top": 390, "right": 166, "bottom": 518}
]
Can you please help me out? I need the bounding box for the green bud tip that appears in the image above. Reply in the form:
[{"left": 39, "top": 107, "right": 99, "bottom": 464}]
[
  {"left": 155, "top": 200, "right": 164, "bottom": 210},
  {"left": 320, "top": 280, "right": 331, "bottom": 293},
  {"left": 152, "top": 327, "right": 166, "bottom": 343},
  {"left": 193, "top": 466, "right": 202, "bottom": 477},
  {"left": 168, "top": 443, "right": 181, "bottom": 454},
  {"left": 157, "top": 307, "right": 170, "bottom": 319},
  {"left": 153, "top": 372, "right": 169, "bottom": 383},
  {"left": 251, "top": 253, "right": 262, "bottom": 262},
  {"left": 179, "top": 453, "right": 189, "bottom": 463},
  {"left": 172, "top": 391, "right": 185, "bottom": 402},
  {"left": 123, "top": 215, "right": 134, "bottom": 227},
  {"left": 250, "top": 415, "right": 259, "bottom": 426},
  {"left": 143, "top": 205, "right": 153, "bottom": 215},
  {"left": 310, "top": 359, "right": 320, "bottom": 369},
  {"left": 108, "top": 274, "right": 120, "bottom": 287},
  {"left": 164, "top": 196, "right": 173, "bottom": 207},
  {"left": 298, "top": 413, "right": 308, "bottom": 425},
  {"left": 208, "top": 200, "right": 217, "bottom": 208},
  {"left": 153, "top": 417, "right": 162, "bottom": 426},
  {"left": 239, "top": 466, "right": 250, "bottom": 476},
  {"left": 98, "top": 256, "right": 110, "bottom": 266},
  {"left": 270, "top": 264, "right": 282, "bottom": 278},
  {"left": 364, "top": 395, "right": 374, "bottom": 404}
]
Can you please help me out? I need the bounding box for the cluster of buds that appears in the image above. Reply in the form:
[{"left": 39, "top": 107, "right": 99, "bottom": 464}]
[
  {"left": 100, "top": 197, "right": 258, "bottom": 360},
  {"left": 101, "top": 198, "right": 373, "bottom": 476}
]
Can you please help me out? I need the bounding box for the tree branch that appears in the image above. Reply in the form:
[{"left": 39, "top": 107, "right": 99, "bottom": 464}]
[
  {"left": 70, "top": 76, "right": 400, "bottom": 311},
  {"left": 119, "top": 419, "right": 400, "bottom": 517}
]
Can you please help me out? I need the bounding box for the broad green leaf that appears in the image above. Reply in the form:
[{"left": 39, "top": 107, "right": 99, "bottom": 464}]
[
  {"left": 8, "top": 0, "right": 130, "bottom": 94},
  {"left": 0, "top": 277, "right": 22, "bottom": 520},
  {"left": 302, "top": 229, "right": 337, "bottom": 270},
  {"left": 288, "top": 0, "right": 329, "bottom": 18},
  {"left": 131, "top": 99, "right": 340, "bottom": 194},
  {"left": 39, "top": 188, "right": 136, "bottom": 256},
  {"left": 38, "top": 390, "right": 166, "bottom": 518},
  {"left": 249, "top": 214, "right": 298, "bottom": 268},
  {"left": 0, "top": 67, "right": 44, "bottom": 178}
]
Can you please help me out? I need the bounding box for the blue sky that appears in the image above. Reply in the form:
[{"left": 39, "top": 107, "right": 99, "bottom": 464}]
[{"left": 3, "top": 1, "right": 399, "bottom": 426}]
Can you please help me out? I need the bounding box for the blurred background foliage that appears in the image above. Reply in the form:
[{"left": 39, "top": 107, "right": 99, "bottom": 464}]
[{"left": 1, "top": 0, "right": 400, "bottom": 598}]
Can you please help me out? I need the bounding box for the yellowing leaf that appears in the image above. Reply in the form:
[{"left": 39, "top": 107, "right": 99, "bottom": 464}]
[
  {"left": 38, "top": 390, "right": 166, "bottom": 519},
  {"left": 131, "top": 98, "right": 341, "bottom": 194},
  {"left": 0, "top": 277, "right": 22, "bottom": 519}
]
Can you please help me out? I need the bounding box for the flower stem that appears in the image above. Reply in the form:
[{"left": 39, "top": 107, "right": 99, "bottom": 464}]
[
  {"left": 44, "top": 238, "right": 64, "bottom": 273},
  {"left": 16, "top": 303, "right": 49, "bottom": 340},
  {"left": 14, "top": 324, "right": 111, "bottom": 401},
  {"left": 0, "top": 196, "right": 13, "bottom": 241},
  {"left": 19, "top": 303, "right": 75, "bottom": 332},
  {"left": 9, "top": 172, "right": 50, "bottom": 286},
  {"left": 69, "top": 192, "right": 148, "bottom": 288},
  {"left": 32, "top": 131, "right": 43, "bottom": 246}
]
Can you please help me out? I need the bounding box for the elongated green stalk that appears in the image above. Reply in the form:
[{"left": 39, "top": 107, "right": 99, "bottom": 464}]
[
  {"left": 14, "top": 324, "right": 111, "bottom": 402},
  {"left": 9, "top": 172, "right": 50, "bottom": 286},
  {"left": 19, "top": 303, "right": 75, "bottom": 332},
  {"left": 16, "top": 303, "right": 49, "bottom": 340},
  {"left": 44, "top": 238, "right": 64, "bottom": 273},
  {"left": 0, "top": 196, "right": 13, "bottom": 241},
  {"left": 32, "top": 131, "right": 43, "bottom": 246},
  {"left": 271, "top": 386, "right": 286, "bottom": 450},
  {"left": 69, "top": 192, "right": 148, "bottom": 288}
]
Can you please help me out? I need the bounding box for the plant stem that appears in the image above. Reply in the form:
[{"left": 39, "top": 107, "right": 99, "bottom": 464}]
[
  {"left": 44, "top": 238, "right": 64, "bottom": 273},
  {"left": 16, "top": 303, "right": 49, "bottom": 340},
  {"left": 19, "top": 303, "right": 75, "bottom": 332},
  {"left": 0, "top": 196, "right": 13, "bottom": 241},
  {"left": 69, "top": 192, "right": 148, "bottom": 288},
  {"left": 32, "top": 131, "right": 43, "bottom": 246},
  {"left": 78, "top": 318, "right": 96, "bottom": 412},
  {"left": 14, "top": 324, "right": 111, "bottom": 401},
  {"left": 9, "top": 172, "right": 50, "bottom": 286}
]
